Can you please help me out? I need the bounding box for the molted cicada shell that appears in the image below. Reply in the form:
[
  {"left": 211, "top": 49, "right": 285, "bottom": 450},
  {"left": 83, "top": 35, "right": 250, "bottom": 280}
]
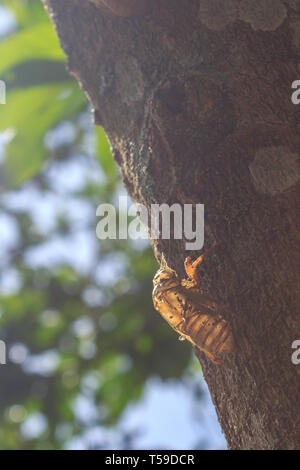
[{"left": 152, "top": 251, "right": 235, "bottom": 364}]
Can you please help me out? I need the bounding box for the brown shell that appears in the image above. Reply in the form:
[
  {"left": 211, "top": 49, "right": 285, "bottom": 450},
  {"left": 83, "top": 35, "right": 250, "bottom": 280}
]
[
  {"left": 152, "top": 267, "right": 235, "bottom": 359},
  {"left": 89, "top": 0, "right": 150, "bottom": 17}
]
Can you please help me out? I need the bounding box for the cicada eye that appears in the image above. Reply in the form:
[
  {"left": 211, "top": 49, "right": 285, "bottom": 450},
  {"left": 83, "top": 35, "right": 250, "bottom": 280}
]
[{"left": 153, "top": 267, "right": 178, "bottom": 288}]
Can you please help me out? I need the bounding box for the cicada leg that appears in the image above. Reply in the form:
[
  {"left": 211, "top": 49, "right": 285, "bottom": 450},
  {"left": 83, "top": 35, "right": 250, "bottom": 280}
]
[
  {"left": 196, "top": 347, "right": 224, "bottom": 365},
  {"left": 203, "top": 350, "right": 224, "bottom": 365},
  {"left": 184, "top": 245, "right": 218, "bottom": 285},
  {"left": 184, "top": 255, "right": 204, "bottom": 285}
]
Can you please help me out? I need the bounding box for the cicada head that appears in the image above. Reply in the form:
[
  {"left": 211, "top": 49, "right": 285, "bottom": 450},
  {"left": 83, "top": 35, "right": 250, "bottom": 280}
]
[
  {"left": 153, "top": 255, "right": 179, "bottom": 292},
  {"left": 152, "top": 256, "right": 183, "bottom": 316},
  {"left": 152, "top": 257, "right": 185, "bottom": 332}
]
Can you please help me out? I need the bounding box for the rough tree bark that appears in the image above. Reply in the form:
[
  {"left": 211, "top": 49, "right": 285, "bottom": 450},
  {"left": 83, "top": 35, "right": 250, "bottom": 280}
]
[{"left": 42, "top": 0, "right": 300, "bottom": 449}]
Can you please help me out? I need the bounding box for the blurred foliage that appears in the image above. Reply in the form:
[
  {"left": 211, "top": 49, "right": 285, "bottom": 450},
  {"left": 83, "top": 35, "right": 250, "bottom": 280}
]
[{"left": 0, "top": 0, "right": 196, "bottom": 450}]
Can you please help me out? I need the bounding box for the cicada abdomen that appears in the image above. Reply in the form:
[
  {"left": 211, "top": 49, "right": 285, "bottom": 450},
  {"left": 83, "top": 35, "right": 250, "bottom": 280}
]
[
  {"left": 152, "top": 254, "right": 235, "bottom": 364},
  {"left": 182, "top": 311, "right": 235, "bottom": 358}
]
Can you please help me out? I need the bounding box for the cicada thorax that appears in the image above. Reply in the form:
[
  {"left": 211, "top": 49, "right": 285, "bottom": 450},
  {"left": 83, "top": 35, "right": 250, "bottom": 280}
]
[{"left": 152, "top": 266, "right": 235, "bottom": 361}]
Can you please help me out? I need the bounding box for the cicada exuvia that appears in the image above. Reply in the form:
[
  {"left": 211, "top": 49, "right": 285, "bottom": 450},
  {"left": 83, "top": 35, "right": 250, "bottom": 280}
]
[{"left": 152, "top": 250, "right": 235, "bottom": 364}]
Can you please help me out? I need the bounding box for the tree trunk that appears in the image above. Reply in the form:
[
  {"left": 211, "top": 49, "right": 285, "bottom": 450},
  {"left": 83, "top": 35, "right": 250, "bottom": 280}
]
[{"left": 43, "top": 0, "right": 300, "bottom": 449}]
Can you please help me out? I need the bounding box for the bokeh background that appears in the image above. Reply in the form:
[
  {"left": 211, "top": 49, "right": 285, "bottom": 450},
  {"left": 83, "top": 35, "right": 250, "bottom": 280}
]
[{"left": 0, "top": 0, "right": 226, "bottom": 450}]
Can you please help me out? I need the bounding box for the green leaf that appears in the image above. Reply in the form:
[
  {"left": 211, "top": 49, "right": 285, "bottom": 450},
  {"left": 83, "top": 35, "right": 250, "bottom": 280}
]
[
  {"left": 2, "top": 0, "right": 48, "bottom": 29},
  {"left": 0, "top": 23, "right": 65, "bottom": 76},
  {"left": 0, "top": 83, "right": 86, "bottom": 188},
  {"left": 2, "top": 60, "right": 70, "bottom": 90},
  {"left": 96, "top": 126, "right": 117, "bottom": 181}
]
